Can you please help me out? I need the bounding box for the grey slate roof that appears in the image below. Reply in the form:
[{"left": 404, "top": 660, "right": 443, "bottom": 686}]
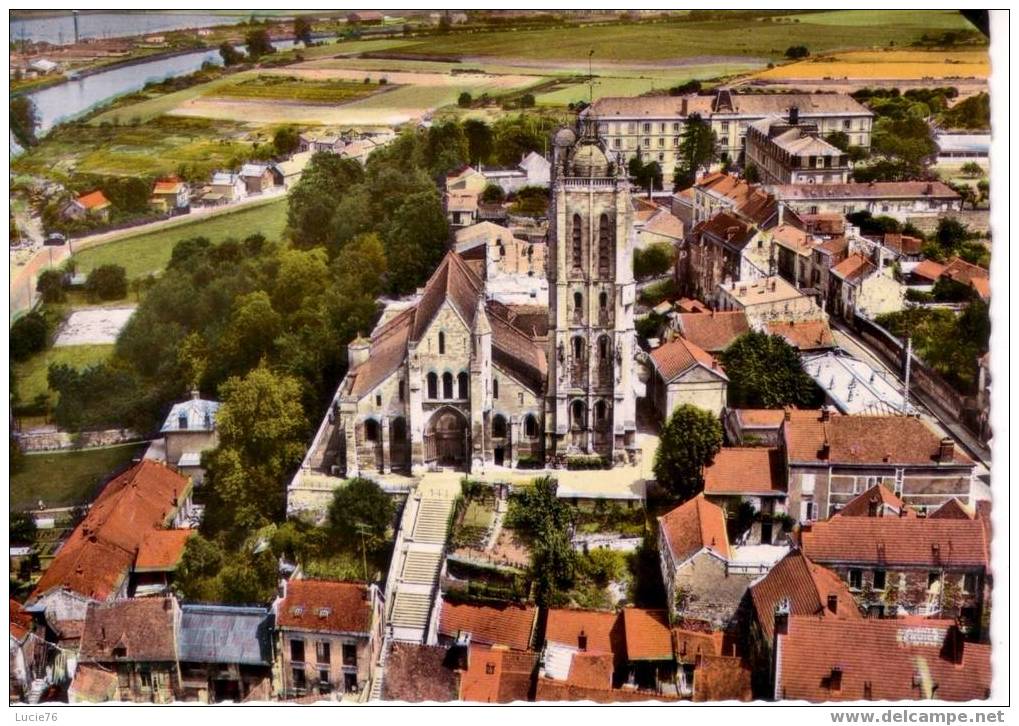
[
  {"left": 160, "top": 396, "right": 220, "bottom": 433},
  {"left": 178, "top": 604, "right": 273, "bottom": 666}
]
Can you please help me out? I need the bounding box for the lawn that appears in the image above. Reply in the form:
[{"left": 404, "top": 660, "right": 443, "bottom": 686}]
[
  {"left": 13, "top": 344, "right": 114, "bottom": 412},
  {"left": 11, "top": 443, "right": 146, "bottom": 511},
  {"left": 208, "top": 74, "right": 382, "bottom": 104},
  {"left": 73, "top": 197, "right": 288, "bottom": 279},
  {"left": 385, "top": 11, "right": 980, "bottom": 62}
]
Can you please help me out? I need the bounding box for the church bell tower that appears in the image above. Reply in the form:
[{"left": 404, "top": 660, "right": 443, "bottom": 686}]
[{"left": 545, "top": 118, "right": 638, "bottom": 464}]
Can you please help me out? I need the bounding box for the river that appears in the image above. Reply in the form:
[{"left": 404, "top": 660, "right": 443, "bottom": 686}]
[
  {"left": 20, "top": 39, "right": 298, "bottom": 139},
  {"left": 9, "top": 12, "right": 253, "bottom": 45}
]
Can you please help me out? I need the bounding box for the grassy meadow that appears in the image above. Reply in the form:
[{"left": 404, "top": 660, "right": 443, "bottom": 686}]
[{"left": 11, "top": 443, "right": 146, "bottom": 511}]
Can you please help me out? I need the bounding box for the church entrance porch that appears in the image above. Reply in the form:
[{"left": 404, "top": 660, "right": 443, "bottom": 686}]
[{"left": 424, "top": 407, "right": 469, "bottom": 470}]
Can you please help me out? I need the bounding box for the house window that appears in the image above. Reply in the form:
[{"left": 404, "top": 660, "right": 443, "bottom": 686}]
[
  {"left": 673, "top": 122, "right": 680, "bottom": 132},
  {"left": 720, "top": 121, "right": 729, "bottom": 133},
  {"left": 343, "top": 673, "right": 358, "bottom": 692},
  {"left": 292, "top": 668, "right": 307, "bottom": 691},
  {"left": 316, "top": 641, "right": 331, "bottom": 665},
  {"left": 492, "top": 378, "right": 499, "bottom": 399},
  {"left": 140, "top": 669, "right": 152, "bottom": 689},
  {"left": 458, "top": 372, "right": 469, "bottom": 399},
  {"left": 318, "top": 670, "right": 331, "bottom": 694},
  {"left": 290, "top": 639, "right": 305, "bottom": 663},
  {"left": 438, "top": 331, "right": 446, "bottom": 354},
  {"left": 928, "top": 571, "right": 940, "bottom": 590},
  {"left": 873, "top": 569, "right": 887, "bottom": 591},
  {"left": 613, "top": 138, "right": 621, "bottom": 149},
  {"left": 427, "top": 372, "right": 438, "bottom": 399},
  {"left": 342, "top": 643, "right": 357, "bottom": 667},
  {"left": 843, "top": 119, "right": 852, "bottom": 130},
  {"left": 963, "top": 573, "right": 978, "bottom": 594},
  {"left": 849, "top": 569, "right": 863, "bottom": 590},
  {"left": 642, "top": 122, "right": 651, "bottom": 133},
  {"left": 375, "top": 394, "right": 382, "bottom": 407},
  {"left": 642, "top": 138, "right": 650, "bottom": 148},
  {"left": 442, "top": 372, "right": 454, "bottom": 399},
  {"left": 658, "top": 137, "right": 664, "bottom": 148},
  {"left": 485, "top": 663, "right": 496, "bottom": 675}
]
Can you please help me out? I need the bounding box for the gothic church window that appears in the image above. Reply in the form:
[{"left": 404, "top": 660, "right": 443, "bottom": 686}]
[
  {"left": 457, "top": 372, "right": 469, "bottom": 399},
  {"left": 364, "top": 419, "right": 379, "bottom": 442},
  {"left": 427, "top": 372, "right": 438, "bottom": 399},
  {"left": 598, "top": 214, "right": 611, "bottom": 276},
  {"left": 571, "top": 214, "right": 583, "bottom": 270},
  {"left": 524, "top": 414, "right": 539, "bottom": 438},
  {"left": 438, "top": 331, "right": 446, "bottom": 354},
  {"left": 442, "top": 372, "right": 454, "bottom": 399}
]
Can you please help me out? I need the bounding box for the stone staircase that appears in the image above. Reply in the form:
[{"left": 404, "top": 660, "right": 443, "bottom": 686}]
[
  {"left": 367, "top": 636, "right": 391, "bottom": 702},
  {"left": 26, "top": 678, "right": 48, "bottom": 704}
]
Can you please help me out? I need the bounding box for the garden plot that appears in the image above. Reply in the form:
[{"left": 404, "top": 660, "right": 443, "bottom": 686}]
[{"left": 54, "top": 307, "right": 136, "bottom": 347}]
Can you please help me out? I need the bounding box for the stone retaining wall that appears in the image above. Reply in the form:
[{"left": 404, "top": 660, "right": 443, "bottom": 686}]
[{"left": 16, "top": 428, "right": 141, "bottom": 452}]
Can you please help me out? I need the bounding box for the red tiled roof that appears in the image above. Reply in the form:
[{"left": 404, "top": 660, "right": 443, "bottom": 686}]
[
  {"left": 693, "top": 654, "right": 753, "bottom": 702},
  {"left": 783, "top": 412, "right": 973, "bottom": 466},
  {"left": 773, "top": 181, "right": 960, "bottom": 202},
  {"left": 929, "top": 498, "right": 976, "bottom": 520},
  {"left": 439, "top": 601, "right": 537, "bottom": 651},
  {"left": 31, "top": 460, "right": 191, "bottom": 602},
  {"left": 649, "top": 335, "right": 725, "bottom": 383},
  {"left": 412, "top": 251, "right": 483, "bottom": 342},
  {"left": 447, "top": 190, "right": 479, "bottom": 212},
  {"left": 10, "top": 599, "right": 32, "bottom": 642},
  {"left": 831, "top": 253, "right": 875, "bottom": 284},
  {"left": 672, "top": 627, "right": 724, "bottom": 662},
  {"left": 816, "top": 236, "right": 849, "bottom": 257},
  {"left": 658, "top": 494, "right": 731, "bottom": 564},
  {"left": 749, "top": 550, "right": 862, "bottom": 642},
  {"left": 76, "top": 190, "right": 111, "bottom": 210},
  {"left": 763, "top": 319, "right": 836, "bottom": 351},
  {"left": 703, "top": 447, "right": 786, "bottom": 496},
  {"left": 79, "top": 597, "right": 178, "bottom": 663},
  {"left": 835, "top": 483, "right": 912, "bottom": 518},
  {"left": 882, "top": 233, "right": 923, "bottom": 256},
  {"left": 489, "top": 305, "right": 547, "bottom": 393},
  {"left": 775, "top": 616, "right": 991, "bottom": 702},
  {"left": 942, "top": 257, "right": 989, "bottom": 296},
  {"left": 735, "top": 408, "right": 787, "bottom": 428},
  {"left": 696, "top": 211, "right": 757, "bottom": 249},
  {"left": 152, "top": 178, "right": 184, "bottom": 195},
  {"left": 800, "top": 213, "right": 846, "bottom": 237},
  {"left": 134, "top": 529, "right": 193, "bottom": 571},
  {"left": 675, "top": 311, "right": 749, "bottom": 352},
  {"left": 771, "top": 224, "right": 813, "bottom": 255},
  {"left": 566, "top": 652, "right": 614, "bottom": 689},
  {"left": 621, "top": 608, "right": 672, "bottom": 661},
  {"left": 69, "top": 665, "right": 120, "bottom": 702},
  {"left": 459, "top": 645, "right": 537, "bottom": 703},
  {"left": 800, "top": 516, "right": 989, "bottom": 569},
  {"left": 912, "top": 259, "right": 947, "bottom": 282},
  {"left": 381, "top": 643, "right": 459, "bottom": 702},
  {"left": 278, "top": 579, "right": 373, "bottom": 634},
  {"left": 535, "top": 678, "right": 677, "bottom": 703},
  {"left": 643, "top": 209, "right": 684, "bottom": 239},
  {"left": 544, "top": 609, "right": 621, "bottom": 656}
]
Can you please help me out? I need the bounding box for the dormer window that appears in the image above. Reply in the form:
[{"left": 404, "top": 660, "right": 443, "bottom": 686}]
[
  {"left": 178, "top": 412, "right": 188, "bottom": 430},
  {"left": 113, "top": 646, "right": 127, "bottom": 659}
]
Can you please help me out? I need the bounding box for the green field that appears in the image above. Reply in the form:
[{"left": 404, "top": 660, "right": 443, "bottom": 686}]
[
  {"left": 14, "top": 345, "right": 114, "bottom": 411},
  {"left": 384, "top": 11, "right": 979, "bottom": 62},
  {"left": 11, "top": 443, "right": 146, "bottom": 510},
  {"left": 74, "top": 197, "right": 288, "bottom": 279},
  {"left": 209, "top": 74, "right": 382, "bottom": 104}
]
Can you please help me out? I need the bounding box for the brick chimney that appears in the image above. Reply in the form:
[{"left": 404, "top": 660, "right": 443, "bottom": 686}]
[
  {"left": 938, "top": 437, "right": 955, "bottom": 463},
  {"left": 820, "top": 405, "right": 831, "bottom": 422},
  {"left": 578, "top": 629, "right": 588, "bottom": 652}
]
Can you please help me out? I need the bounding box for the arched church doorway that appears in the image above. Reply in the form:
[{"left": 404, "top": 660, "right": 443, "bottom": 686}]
[{"left": 425, "top": 407, "right": 469, "bottom": 469}]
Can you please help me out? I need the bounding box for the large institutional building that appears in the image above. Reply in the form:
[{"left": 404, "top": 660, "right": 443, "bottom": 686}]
[
  {"left": 582, "top": 89, "right": 873, "bottom": 179},
  {"left": 322, "top": 121, "right": 640, "bottom": 479}
]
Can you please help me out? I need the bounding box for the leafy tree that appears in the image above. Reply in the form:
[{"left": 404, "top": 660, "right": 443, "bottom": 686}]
[
  {"left": 293, "top": 16, "right": 313, "bottom": 44},
  {"left": 218, "top": 42, "right": 245, "bottom": 66},
  {"left": 720, "top": 331, "right": 824, "bottom": 408},
  {"left": 458, "top": 91, "right": 473, "bottom": 108},
  {"left": 633, "top": 242, "right": 675, "bottom": 280},
  {"left": 508, "top": 477, "right": 577, "bottom": 607},
  {"left": 422, "top": 121, "right": 469, "bottom": 177},
  {"left": 960, "top": 161, "right": 984, "bottom": 178},
  {"left": 674, "top": 113, "right": 717, "bottom": 189},
  {"left": 327, "top": 187, "right": 374, "bottom": 254},
  {"left": 668, "top": 79, "right": 702, "bottom": 96},
  {"left": 508, "top": 185, "right": 548, "bottom": 217},
  {"left": 85, "top": 264, "right": 128, "bottom": 301},
  {"left": 519, "top": 93, "right": 536, "bottom": 109},
  {"left": 480, "top": 184, "right": 505, "bottom": 204},
  {"left": 383, "top": 190, "right": 449, "bottom": 294},
  {"left": 36, "top": 269, "right": 66, "bottom": 304},
  {"left": 824, "top": 131, "right": 851, "bottom": 152},
  {"left": 785, "top": 45, "right": 810, "bottom": 59},
  {"left": 463, "top": 118, "right": 494, "bottom": 164},
  {"left": 935, "top": 217, "right": 969, "bottom": 256},
  {"left": 219, "top": 291, "right": 282, "bottom": 370},
  {"left": 10, "top": 311, "right": 50, "bottom": 362},
  {"left": 9, "top": 511, "right": 36, "bottom": 545},
  {"left": 743, "top": 162, "right": 761, "bottom": 184},
  {"left": 273, "top": 126, "right": 301, "bottom": 156},
  {"left": 652, "top": 404, "right": 722, "bottom": 500},
  {"left": 10, "top": 96, "right": 38, "bottom": 148},
  {"left": 628, "top": 157, "right": 662, "bottom": 194},
  {"left": 287, "top": 153, "right": 364, "bottom": 248},
  {"left": 327, "top": 478, "right": 395, "bottom": 553},
  {"left": 940, "top": 92, "right": 989, "bottom": 130},
  {"left": 244, "top": 28, "right": 276, "bottom": 60}
]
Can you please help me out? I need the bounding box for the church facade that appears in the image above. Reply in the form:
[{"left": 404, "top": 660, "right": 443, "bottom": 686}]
[{"left": 329, "top": 122, "right": 639, "bottom": 478}]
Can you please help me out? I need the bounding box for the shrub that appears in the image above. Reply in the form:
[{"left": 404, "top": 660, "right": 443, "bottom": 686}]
[
  {"left": 85, "top": 264, "right": 128, "bottom": 301},
  {"left": 480, "top": 184, "right": 506, "bottom": 203},
  {"left": 10, "top": 311, "right": 50, "bottom": 362},
  {"left": 566, "top": 454, "right": 610, "bottom": 470},
  {"left": 36, "top": 268, "right": 67, "bottom": 303},
  {"left": 785, "top": 45, "right": 810, "bottom": 59},
  {"left": 458, "top": 91, "right": 473, "bottom": 108}
]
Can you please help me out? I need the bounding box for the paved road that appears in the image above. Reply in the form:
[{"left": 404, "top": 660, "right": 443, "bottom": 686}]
[{"left": 831, "top": 321, "right": 992, "bottom": 494}]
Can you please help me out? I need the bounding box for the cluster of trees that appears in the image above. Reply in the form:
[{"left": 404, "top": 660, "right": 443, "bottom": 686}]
[
  {"left": 652, "top": 404, "right": 723, "bottom": 501},
  {"left": 628, "top": 157, "right": 663, "bottom": 195},
  {"left": 633, "top": 242, "right": 676, "bottom": 280},
  {"left": 877, "top": 299, "right": 989, "bottom": 393},
  {"left": 218, "top": 27, "right": 276, "bottom": 67},
  {"left": 505, "top": 477, "right": 577, "bottom": 607},
  {"left": 784, "top": 45, "right": 810, "bottom": 59},
  {"left": 720, "top": 332, "right": 825, "bottom": 409},
  {"left": 10, "top": 96, "right": 38, "bottom": 148}
]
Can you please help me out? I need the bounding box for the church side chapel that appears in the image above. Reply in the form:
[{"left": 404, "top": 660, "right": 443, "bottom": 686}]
[{"left": 333, "top": 119, "right": 640, "bottom": 476}]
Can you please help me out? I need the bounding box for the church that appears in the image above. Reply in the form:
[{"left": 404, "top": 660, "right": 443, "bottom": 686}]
[{"left": 329, "top": 121, "right": 640, "bottom": 477}]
